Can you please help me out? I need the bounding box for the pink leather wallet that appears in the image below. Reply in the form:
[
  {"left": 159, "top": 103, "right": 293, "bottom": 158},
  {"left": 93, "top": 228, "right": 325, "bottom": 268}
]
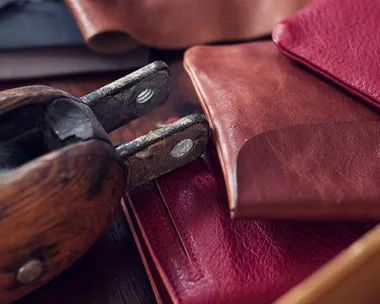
[
  {"left": 123, "top": 146, "right": 374, "bottom": 303},
  {"left": 273, "top": 0, "right": 380, "bottom": 109}
]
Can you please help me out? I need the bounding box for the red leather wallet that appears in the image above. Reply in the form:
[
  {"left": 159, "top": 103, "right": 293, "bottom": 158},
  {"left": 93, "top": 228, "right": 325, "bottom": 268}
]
[
  {"left": 184, "top": 41, "right": 380, "bottom": 220},
  {"left": 123, "top": 146, "right": 374, "bottom": 304},
  {"left": 273, "top": 0, "right": 380, "bottom": 109}
]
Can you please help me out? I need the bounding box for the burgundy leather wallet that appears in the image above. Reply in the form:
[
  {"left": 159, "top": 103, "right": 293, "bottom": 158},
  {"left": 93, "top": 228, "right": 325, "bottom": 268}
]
[
  {"left": 123, "top": 146, "right": 374, "bottom": 303},
  {"left": 273, "top": 0, "right": 380, "bottom": 109},
  {"left": 184, "top": 41, "right": 380, "bottom": 220}
]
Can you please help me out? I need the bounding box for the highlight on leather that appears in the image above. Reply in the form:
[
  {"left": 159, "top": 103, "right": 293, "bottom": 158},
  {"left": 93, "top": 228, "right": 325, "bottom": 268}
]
[
  {"left": 64, "top": 0, "right": 311, "bottom": 52},
  {"left": 184, "top": 41, "right": 380, "bottom": 220}
]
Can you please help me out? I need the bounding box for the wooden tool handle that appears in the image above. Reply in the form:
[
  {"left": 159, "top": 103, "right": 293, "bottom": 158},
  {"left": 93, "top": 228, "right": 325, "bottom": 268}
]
[
  {"left": 0, "top": 86, "right": 126, "bottom": 303},
  {"left": 0, "top": 140, "right": 125, "bottom": 303}
]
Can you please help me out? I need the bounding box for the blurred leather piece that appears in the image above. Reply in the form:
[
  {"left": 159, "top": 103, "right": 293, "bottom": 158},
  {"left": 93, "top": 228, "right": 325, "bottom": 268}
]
[
  {"left": 124, "top": 145, "right": 375, "bottom": 303},
  {"left": 184, "top": 41, "right": 380, "bottom": 219},
  {"left": 276, "top": 223, "right": 380, "bottom": 304},
  {"left": 273, "top": 0, "right": 380, "bottom": 109},
  {"left": 0, "top": 1, "right": 150, "bottom": 80},
  {"left": 64, "top": 0, "right": 310, "bottom": 53}
]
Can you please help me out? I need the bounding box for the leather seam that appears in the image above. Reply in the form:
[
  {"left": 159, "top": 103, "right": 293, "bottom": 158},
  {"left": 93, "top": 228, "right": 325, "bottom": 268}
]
[
  {"left": 154, "top": 181, "right": 195, "bottom": 266},
  {"left": 158, "top": 181, "right": 204, "bottom": 282},
  {"left": 135, "top": 185, "right": 184, "bottom": 303},
  {"left": 121, "top": 198, "right": 164, "bottom": 303}
]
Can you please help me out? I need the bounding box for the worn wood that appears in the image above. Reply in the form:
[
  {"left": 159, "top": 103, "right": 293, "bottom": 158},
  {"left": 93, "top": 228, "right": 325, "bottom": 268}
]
[
  {"left": 0, "top": 85, "right": 72, "bottom": 115},
  {"left": 0, "top": 140, "right": 125, "bottom": 303}
]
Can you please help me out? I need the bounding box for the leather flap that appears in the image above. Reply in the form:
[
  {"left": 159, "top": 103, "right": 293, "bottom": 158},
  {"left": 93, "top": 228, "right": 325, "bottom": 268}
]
[{"left": 236, "top": 121, "right": 380, "bottom": 219}]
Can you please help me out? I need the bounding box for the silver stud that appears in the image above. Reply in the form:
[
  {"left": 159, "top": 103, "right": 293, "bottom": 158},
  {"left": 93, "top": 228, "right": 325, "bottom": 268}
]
[
  {"left": 17, "top": 259, "right": 43, "bottom": 284},
  {"left": 171, "top": 139, "right": 194, "bottom": 159},
  {"left": 136, "top": 88, "right": 154, "bottom": 104}
]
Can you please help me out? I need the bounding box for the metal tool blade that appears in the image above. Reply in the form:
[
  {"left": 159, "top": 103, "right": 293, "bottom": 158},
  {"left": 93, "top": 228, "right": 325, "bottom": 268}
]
[
  {"left": 81, "top": 61, "right": 170, "bottom": 134},
  {"left": 115, "top": 113, "right": 209, "bottom": 191}
]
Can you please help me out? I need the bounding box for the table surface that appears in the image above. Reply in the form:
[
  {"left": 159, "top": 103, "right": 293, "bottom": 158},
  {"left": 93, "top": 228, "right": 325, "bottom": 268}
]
[{"left": 2, "top": 50, "right": 202, "bottom": 304}]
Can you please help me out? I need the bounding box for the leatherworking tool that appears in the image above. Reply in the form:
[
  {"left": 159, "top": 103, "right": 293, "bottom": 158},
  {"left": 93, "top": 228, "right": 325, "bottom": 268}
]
[{"left": 0, "top": 61, "right": 209, "bottom": 303}]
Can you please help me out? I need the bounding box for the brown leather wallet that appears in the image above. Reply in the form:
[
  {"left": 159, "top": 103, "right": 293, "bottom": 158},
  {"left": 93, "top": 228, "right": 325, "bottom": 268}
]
[
  {"left": 184, "top": 41, "right": 380, "bottom": 220},
  {"left": 64, "top": 0, "right": 310, "bottom": 53}
]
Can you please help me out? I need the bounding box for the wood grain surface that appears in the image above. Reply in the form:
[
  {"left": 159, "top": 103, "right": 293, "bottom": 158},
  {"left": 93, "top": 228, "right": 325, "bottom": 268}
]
[
  {"left": 0, "top": 85, "right": 72, "bottom": 115},
  {"left": 0, "top": 140, "right": 125, "bottom": 303},
  {"left": 0, "top": 50, "right": 201, "bottom": 304}
]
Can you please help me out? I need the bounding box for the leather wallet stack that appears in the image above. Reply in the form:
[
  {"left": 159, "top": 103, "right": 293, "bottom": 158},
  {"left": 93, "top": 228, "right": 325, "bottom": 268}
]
[{"left": 124, "top": 0, "right": 380, "bottom": 302}]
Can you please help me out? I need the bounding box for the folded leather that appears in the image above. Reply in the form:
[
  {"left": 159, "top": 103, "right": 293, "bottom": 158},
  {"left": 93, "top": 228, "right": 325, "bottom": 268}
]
[
  {"left": 123, "top": 146, "right": 375, "bottom": 303},
  {"left": 64, "top": 0, "right": 310, "bottom": 52},
  {"left": 273, "top": 0, "right": 380, "bottom": 109},
  {"left": 184, "top": 41, "right": 380, "bottom": 220}
]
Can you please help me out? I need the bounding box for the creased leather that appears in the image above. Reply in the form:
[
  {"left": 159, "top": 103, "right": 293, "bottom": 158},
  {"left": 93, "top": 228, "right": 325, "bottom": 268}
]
[
  {"left": 124, "top": 146, "right": 375, "bottom": 304},
  {"left": 64, "top": 0, "right": 310, "bottom": 53},
  {"left": 273, "top": 0, "right": 380, "bottom": 109},
  {"left": 184, "top": 41, "right": 380, "bottom": 219}
]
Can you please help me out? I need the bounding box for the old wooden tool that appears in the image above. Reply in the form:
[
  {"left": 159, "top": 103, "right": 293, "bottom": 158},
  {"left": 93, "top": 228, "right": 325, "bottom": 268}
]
[{"left": 0, "top": 61, "right": 209, "bottom": 303}]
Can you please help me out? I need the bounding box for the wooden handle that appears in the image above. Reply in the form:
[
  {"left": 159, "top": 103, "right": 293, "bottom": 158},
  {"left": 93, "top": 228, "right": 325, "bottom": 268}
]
[
  {"left": 0, "top": 140, "right": 125, "bottom": 303},
  {"left": 0, "top": 85, "right": 73, "bottom": 115},
  {"left": 276, "top": 224, "right": 380, "bottom": 304}
]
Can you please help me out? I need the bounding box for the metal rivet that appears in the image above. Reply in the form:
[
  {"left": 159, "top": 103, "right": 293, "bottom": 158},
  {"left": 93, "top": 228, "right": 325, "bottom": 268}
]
[
  {"left": 17, "top": 259, "right": 43, "bottom": 285},
  {"left": 136, "top": 88, "right": 154, "bottom": 104},
  {"left": 170, "top": 139, "right": 194, "bottom": 159}
]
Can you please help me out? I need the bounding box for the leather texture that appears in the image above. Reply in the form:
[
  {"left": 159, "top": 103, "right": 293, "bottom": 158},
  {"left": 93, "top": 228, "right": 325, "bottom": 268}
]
[
  {"left": 273, "top": 0, "right": 380, "bottom": 109},
  {"left": 184, "top": 41, "right": 380, "bottom": 220},
  {"left": 237, "top": 122, "right": 380, "bottom": 220},
  {"left": 124, "top": 146, "right": 375, "bottom": 304},
  {"left": 64, "top": 0, "right": 310, "bottom": 53}
]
